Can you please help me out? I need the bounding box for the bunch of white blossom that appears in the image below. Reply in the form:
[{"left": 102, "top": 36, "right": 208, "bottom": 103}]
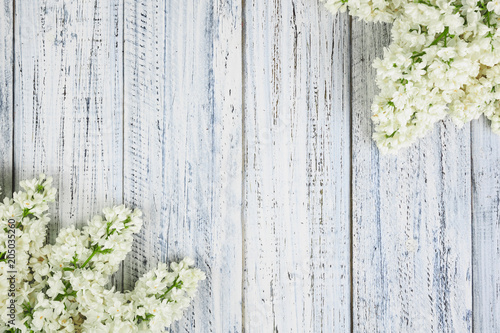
[
  {"left": 322, "top": 0, "right": 500, "bottom": 153},
  {"left": 0, "top": 174, "right": 205, "bottom": 332}
]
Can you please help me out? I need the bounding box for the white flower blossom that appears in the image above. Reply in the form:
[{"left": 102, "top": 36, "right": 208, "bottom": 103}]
[
  {"left": 0, "top": 175, "right": 205, "bottom": 332},
  {"left": 322, "top": 0, "right": 500, "bottom": 153}
]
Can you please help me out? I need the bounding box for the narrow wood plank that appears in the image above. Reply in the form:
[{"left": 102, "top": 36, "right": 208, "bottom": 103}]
[
  {"left": 243, "top": 1, "right": 351, "bottom": 331},
  {"left": 471, "top": 116, "right": 500, "bottom": 331},
  {"left": 351, "top": 20, "right": 473, "bottom": 332},
  {"left": 14, "top": 1, "right": 123, "bottom": 253},
  {"left": 0, "top": 0, "right": 13, "bottom": 195},
  {"left": 123, "top": 0, "right": 242, "bottom": 331}
]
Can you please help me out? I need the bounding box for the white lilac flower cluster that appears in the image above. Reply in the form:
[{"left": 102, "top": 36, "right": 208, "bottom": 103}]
[
  {"left": 322, "top": 0, "right": 500, "bottom": 153},
  {"left": 0, "top": 174, "right": 205, "bottom": 332}
]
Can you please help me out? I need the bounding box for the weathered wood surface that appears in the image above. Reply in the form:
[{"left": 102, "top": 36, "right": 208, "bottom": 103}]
[
  {"left": 123, "top": 0, "right": 243, "bottom": 331},
  {"left": 2, "top": 0, "right": 500, "bottom": 332},
  {"left": 472, "top": 116, "right": 500, "bottom": 332},
  {"left": 13, "top": 0, "right": 123, "bottom": 255},
  {"left": 243, "top": 1, "right": 351, "bottom": 332},
  {"left": 0, "top": 0, "right": 12, "bottom": 195},
  {"left": 352, "top": 20, "right": 473, "bottom": 332}
]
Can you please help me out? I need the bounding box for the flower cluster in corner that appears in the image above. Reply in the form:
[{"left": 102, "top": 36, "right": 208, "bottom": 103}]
[
  {"left": 322, "top": 0, "right": 500, "bottom": 153},
  {"left": 0, "top": 174, "right": 205, "bottom": 332}
]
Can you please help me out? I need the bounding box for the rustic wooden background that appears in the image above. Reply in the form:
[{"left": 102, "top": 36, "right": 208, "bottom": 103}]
[{"left": 0, "top": 0, "right": 498, "bottom": 332}]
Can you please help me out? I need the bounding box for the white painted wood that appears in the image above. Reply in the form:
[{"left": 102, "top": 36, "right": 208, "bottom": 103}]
[
  {"left": 7, "top": 1, "right": 491, "bottom": 331},
  {"left": 471, "top": 116, "right": 500, "bottom": 331},
  {"left": 0, "top": 0, "right": 13, "bottom": 195},
  {"left": 14, "top": 0, "right": 123, "bottom": 256},
  {"left": 243, "top": 1, "right": 351, "bottom": 331},
  {"left": 123, "top": 0, "right": 242, "bottom": 331},
  {"left": 351, "top": 20, "right": 473, "bottom": 332}
]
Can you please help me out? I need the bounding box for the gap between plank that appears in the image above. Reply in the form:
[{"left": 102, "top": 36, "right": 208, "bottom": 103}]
[
  {"left": 11, "top": 0, "right": 15, "bottom": 196},
  {"left": 240, "top": 0, "right": 247, "bottom": 331},
  {"left": 469, "top": 121, "right": 474, "bottom": 332},
  {"left": 347, "top": 12, "right": 354, "bottom": 333},
  {"left": 121, "top": 0, "right": 126, "bottom": 292}
]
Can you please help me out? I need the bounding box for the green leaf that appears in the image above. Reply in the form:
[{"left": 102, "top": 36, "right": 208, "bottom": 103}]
[
  {"left": 385, "top": 130, "right": 398, "bottom": 138},
  {"left": 36, "top": 184, "right": 45, "bottom": 193},
  {"left": 22, "top": 208, "right": 31, "bottom": 217}
]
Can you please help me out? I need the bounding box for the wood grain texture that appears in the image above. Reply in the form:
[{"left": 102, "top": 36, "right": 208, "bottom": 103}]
[
  {"left": 471, "top": 116, "right": 500, "bottom": 331},
  {"left": 123, "top": 0, "right": 242, "bottom": 331},
  {"left": 5, "top": 0, "right": 490, "bottom": 331},
  {"left": 351, "top": 20, "right": 473, "bottom": 332},
  {"left": 0, "top": 0, "right": 13, "bottom": 195},
  {"left": 14, "top": 0, "right": 123, "bottom": 249},
  {"left": 243, "top": 1, "right": 351, "bottom": 331}
]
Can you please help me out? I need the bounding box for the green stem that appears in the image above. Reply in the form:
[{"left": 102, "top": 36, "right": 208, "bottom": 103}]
[
  {"left": 157, "top": 276, "right": 182, "bottom": 299},
  {"left": 163, "top": 280, "right": 178, "bottom": 295},
  {"left": 429, "top": 27, "right": 449, "bottom": 46},
  {"left": 385, "top": 130, "right": 397, "bottom": 138},
  {"left": 80, "top": 248, "right": 98, "bottom": 269}
]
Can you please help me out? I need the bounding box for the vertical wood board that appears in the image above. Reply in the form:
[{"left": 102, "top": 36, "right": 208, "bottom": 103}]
[
  {"left": 243, "top": 1, "right": 351, "bottom": 331},
  {"left": 351, "top": 19, "right": 473, "bottom": 332},
  {"left": 123, "top": 0, "right": 243, "bottom": 331},
  {"left": 471, "top": 116, "right": 500, "bottom": 332},
  {"left": 0, "top": 0, "right": 13, "bottom": 195},
  {"left": 14, "top": 0, "right": 123, "bottom": 251}
]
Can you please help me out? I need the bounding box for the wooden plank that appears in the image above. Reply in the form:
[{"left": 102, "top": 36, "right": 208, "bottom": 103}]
[
  {"left": 243, "top": 1, "right": 351, "bottom": 331},
  {"left": 14, "top": 0, "right": 123, "bottom": 255},
  {"left": 471, "top": 116, "right": 500, "bottom": 331},
  {"left": 351, "top": 20, "right": 473, "bottom": 332},
  {"left": 123, "top": 0, "right": 242, "bottom": 331},
  {"left": 0, "top": 0, "right": 13, "bottom": 195}
]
